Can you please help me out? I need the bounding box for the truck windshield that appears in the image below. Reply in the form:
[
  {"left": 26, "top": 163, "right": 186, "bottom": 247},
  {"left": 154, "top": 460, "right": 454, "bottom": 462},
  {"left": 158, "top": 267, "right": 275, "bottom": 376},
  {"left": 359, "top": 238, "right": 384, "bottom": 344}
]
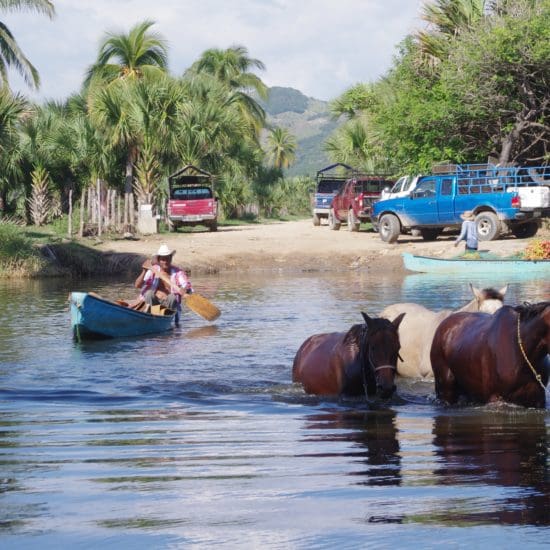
[
  {"left": 171, "top": 187, "right": 212, "bottom": 200},
  {"left": 317, "top": 180, "right": 343, "bottom": 193}
]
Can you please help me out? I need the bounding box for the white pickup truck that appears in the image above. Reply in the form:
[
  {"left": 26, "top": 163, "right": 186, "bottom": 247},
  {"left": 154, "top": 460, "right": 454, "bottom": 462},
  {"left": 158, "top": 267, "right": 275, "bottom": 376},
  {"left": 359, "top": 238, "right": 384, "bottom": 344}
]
[{"left": 380, "top": 175, "right": 421, "bottom": 200}]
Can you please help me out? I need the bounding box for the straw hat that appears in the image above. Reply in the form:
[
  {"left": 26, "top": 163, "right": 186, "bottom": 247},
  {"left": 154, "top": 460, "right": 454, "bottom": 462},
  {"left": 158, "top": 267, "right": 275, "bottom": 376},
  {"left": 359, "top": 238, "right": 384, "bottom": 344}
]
[
  {"left": 460, "top": 210, "right": 475, "bottom": 221},
  {"left": 153, "top": 243, "right": 176, "bottom": 260}
]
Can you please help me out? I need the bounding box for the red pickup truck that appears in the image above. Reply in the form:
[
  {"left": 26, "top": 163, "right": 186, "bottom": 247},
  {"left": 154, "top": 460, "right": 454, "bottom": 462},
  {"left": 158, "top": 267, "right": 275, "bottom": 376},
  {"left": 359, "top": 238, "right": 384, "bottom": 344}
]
[
  {"left": 328, "top": 175, "right": 395, "bottom": 231},
  {"left": 167, "top": 165, "right": 218, "bottom": 232}
]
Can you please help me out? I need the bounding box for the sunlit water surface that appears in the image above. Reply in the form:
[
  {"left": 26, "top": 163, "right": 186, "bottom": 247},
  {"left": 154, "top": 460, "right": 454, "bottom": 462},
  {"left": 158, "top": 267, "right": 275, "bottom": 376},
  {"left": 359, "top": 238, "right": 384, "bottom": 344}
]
[{"left": 1, "top": 268, "right": 549, "bottom": 548}]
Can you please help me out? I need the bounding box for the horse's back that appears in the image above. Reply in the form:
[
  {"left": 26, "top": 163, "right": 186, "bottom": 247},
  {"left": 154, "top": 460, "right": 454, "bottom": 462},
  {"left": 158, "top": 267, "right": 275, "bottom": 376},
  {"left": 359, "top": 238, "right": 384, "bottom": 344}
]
[
  {"left": 381, "top": 302, "right": 445, "bottom": 378},
  {"left": 431, "top": 310, "right": 518, "bottom": 404},
  {"left": 292, "top": 332, "right": 344, "bottom": 394}
]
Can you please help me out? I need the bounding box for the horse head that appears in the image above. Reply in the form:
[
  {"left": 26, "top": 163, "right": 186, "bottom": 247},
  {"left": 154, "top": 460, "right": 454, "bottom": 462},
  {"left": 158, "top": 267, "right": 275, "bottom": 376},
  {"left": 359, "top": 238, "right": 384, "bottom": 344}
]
[
  {"left": 360, "top": 311, "right": 405, "bottom": 399},
  {"left": 470, "top": 283, "right": 508, "bottom": 314}
]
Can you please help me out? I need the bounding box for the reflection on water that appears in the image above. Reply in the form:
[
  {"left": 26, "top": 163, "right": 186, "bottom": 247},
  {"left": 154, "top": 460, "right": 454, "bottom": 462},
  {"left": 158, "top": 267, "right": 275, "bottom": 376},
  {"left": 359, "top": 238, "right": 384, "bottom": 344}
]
[
  {"left": 0, "top": 270, "right": 549, "bottom": 547},
  {"left": 403, "top": 271, "right": 550, "bottom": 308},
  {"left": 431, "top": 411, "right": 550, "bottom": 526},
  {"left": 300, "top": 409, "right": 401, "bottom": 487}
]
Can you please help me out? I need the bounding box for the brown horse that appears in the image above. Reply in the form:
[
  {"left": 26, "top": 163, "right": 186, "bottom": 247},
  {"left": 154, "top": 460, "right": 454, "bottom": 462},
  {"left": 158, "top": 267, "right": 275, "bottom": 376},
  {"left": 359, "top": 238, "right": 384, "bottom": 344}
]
[
  {"left": 380, "top": 284, "right": 507, "bottom": 378},
  {"left": 292, "top": 312, "right": 406, "bottom": 399},
  {"left": 431, "top": 301, "right": 550, "bottom": 407}
]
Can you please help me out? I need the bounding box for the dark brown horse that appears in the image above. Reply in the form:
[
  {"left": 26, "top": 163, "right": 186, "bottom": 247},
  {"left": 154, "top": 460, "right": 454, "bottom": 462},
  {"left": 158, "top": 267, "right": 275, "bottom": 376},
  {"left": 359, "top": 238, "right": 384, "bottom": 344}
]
[
  {"left": 292, "top": 312, "right": 406, "bottom": 399},
  {"left": 431, "top": 301, "right": 550, "bottom": 407}
]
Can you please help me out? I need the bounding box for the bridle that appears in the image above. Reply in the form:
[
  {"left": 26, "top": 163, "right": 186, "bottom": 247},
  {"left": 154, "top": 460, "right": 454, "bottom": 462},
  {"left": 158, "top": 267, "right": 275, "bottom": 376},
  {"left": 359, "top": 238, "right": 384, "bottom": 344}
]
[
  {"left": 516, "top": 315, "right": 546, "bottom": 391},
  {"left": 359, "top": 324, "right": 400, "bottom": 396}
]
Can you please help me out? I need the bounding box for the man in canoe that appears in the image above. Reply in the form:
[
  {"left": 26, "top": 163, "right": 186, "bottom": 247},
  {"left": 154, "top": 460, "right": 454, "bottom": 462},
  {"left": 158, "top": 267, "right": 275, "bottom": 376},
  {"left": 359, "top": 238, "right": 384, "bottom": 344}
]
[{"left": 135, "top": 244, "right": 193, "bottom": 323}]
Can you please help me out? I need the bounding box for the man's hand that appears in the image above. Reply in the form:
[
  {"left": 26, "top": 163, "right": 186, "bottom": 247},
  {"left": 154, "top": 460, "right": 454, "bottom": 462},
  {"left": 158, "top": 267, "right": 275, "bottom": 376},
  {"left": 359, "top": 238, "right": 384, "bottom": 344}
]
[{"left": 142, "top": 259, "right": 159, "bottom": 272}]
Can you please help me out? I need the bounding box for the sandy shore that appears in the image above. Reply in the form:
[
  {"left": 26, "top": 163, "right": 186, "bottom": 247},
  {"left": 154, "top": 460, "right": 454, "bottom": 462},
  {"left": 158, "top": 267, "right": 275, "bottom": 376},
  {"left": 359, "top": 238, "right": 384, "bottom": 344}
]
[{"left": 96, "top": 219, "right": 547, "bottom": 274}]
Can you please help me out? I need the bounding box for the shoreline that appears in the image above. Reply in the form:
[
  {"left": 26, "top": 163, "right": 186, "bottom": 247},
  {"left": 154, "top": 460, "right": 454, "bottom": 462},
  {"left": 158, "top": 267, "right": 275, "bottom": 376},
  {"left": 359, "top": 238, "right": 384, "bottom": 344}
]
[{"left": 92, "top": 219, "right": 547, "bottom": 275}]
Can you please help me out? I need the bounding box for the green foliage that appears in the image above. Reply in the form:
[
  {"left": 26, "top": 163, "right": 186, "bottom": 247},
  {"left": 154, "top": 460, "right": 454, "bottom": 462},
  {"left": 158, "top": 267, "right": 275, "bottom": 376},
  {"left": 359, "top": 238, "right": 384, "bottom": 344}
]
[
  {"left": 0, "top": 224, "right": 37, "bottom": 261},
  {"left": 327, "top": 1, "right": 550, "bottom": 172},
  {"left": 253, "top": 174, "right": 314, "bottom": 218}
]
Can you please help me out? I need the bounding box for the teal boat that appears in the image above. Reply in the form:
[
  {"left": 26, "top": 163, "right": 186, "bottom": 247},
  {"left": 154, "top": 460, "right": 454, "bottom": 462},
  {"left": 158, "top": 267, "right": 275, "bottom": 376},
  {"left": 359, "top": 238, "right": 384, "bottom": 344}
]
[
  {"left": 402, "top": 252, "right": 550, "bottom": 275},
  {"left": 69, "top": 291, "right": 176, "bottom": 340}
]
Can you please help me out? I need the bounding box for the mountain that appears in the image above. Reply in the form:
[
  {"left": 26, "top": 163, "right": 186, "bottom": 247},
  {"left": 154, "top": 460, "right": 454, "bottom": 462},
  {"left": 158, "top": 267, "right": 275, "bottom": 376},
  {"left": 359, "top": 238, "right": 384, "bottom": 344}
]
[{"left": 258, "top": 86, "right": 341, "bottom": 177}]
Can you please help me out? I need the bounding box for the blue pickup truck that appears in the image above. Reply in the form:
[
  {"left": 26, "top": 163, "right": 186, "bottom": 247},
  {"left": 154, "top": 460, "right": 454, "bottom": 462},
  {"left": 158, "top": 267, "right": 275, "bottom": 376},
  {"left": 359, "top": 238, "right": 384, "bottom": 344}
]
[{"left": 372, "top": 164, "right": 550, "bottom": 242}]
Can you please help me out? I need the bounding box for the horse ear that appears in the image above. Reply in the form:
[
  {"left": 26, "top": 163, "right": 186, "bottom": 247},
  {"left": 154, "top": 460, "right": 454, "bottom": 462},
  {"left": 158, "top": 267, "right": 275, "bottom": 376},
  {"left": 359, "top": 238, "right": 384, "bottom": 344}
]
[
  {"left": 499, "top": 284, "right": 508, "bottom": 297},
  {"left": 470, "top": 283, "right": 482, "bottom": 301},
  {"left": 361, "top": 311, "right": 374, "bottom": 328},
  {"left": 392, "top": 312, "right": 406, "bottom": 329}
]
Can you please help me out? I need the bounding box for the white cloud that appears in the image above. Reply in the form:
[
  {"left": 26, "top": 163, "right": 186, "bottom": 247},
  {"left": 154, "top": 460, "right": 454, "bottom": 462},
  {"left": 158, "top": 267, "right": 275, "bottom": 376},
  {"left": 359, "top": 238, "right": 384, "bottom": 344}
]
[{"left": 3, "top": 0, "right": 424, "bottom": 102}]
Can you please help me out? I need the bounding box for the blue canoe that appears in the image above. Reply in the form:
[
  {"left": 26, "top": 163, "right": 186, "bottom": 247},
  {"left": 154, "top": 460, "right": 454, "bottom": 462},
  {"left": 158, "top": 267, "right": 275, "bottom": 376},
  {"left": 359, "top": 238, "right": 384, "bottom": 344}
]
[
  {"left": 402, "top": 252, "right": 550, "bottom": 275},
  {"left": 69, "top": 291, "right": 176, "bottom": 340}
]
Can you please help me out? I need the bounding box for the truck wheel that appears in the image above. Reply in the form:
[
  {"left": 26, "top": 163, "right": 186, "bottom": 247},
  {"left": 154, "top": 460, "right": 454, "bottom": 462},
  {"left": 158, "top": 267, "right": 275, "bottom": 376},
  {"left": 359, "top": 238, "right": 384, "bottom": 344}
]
[
  {"left": 313, "top": 213, "right": 321, "bottom": 226},
  {"left": 328, "top": 208, "right": 341, "bottom": 231},
  {"left": 379, "top": 214, "right": 400, "bottom": 243},
  {"left": 511, "top": 221, "right": 538, "bottom": 238},
  {"left": 347, "top": 209, "right": 360, "bottom": 232},
  {"left": 209, "top": 222, "right": 218, "bottom": 232},
  {"left": 476, "top": 211, "right": 501, "bottom": 241},
  {"left": 420, "top": 228, "right": 442, "bottom": 241}
]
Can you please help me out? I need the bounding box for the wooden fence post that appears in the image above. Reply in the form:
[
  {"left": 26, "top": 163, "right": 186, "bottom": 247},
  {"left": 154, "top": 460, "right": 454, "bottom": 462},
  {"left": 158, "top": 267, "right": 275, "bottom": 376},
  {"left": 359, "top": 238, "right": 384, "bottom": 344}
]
[
  {"left": 68, "top": 189, "right": 72, "bottom": 237},
  {"left": 79, "top": 188, "right": 85, "bottom": 237}
]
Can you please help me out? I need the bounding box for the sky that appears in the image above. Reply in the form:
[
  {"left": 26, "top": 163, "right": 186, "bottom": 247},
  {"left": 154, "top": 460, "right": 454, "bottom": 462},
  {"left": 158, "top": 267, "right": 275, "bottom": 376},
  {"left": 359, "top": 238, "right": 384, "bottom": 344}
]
[{"left": 3, "top": 0, "right": 425, "bottom": 104}]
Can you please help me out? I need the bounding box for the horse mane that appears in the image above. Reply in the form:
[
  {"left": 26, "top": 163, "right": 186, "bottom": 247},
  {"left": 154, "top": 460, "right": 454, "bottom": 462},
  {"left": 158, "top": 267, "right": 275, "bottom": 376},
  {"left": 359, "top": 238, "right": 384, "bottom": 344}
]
[
  {"left": 481, "top": 287, "right": 506, "bottom": 301},
  {"left": 343, "top": 324, "right": 363, "bottom": 346},
  {"left": 514, "top": 301, "right": 550, "bottom": 321},
  {"left": 459, "top": 286, "right": 505, "bottom": 312},
  {"left": 343, "top": 317, "right": 395, "bottom": 347}
]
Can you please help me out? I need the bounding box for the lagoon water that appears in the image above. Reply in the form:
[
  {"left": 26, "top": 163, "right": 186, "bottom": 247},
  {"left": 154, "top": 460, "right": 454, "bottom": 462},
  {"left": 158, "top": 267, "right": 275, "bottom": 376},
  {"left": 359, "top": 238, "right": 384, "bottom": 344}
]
[{"left": 1, "top": 268, "right": 549, "bottom": 548}]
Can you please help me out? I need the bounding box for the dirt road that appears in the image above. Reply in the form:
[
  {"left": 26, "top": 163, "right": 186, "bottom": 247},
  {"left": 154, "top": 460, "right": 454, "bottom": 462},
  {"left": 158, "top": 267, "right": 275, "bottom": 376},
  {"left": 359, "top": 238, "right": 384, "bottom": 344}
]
[{"left": 97, "top": 219, "right": 544, "bottom": 274}]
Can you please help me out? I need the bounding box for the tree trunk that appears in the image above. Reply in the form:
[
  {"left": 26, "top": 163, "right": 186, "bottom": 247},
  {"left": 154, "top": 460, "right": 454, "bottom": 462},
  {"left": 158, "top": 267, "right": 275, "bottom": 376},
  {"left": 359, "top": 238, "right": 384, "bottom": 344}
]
[{"left": 499, "top": 119, "right": 527, "bottom": 165}]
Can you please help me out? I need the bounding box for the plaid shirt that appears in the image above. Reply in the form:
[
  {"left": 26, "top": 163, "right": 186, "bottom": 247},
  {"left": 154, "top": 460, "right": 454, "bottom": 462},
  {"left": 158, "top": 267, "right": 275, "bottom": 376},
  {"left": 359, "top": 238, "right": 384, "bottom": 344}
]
[{"left": 140, "top": 266, "right": 192, "bottom": 306}]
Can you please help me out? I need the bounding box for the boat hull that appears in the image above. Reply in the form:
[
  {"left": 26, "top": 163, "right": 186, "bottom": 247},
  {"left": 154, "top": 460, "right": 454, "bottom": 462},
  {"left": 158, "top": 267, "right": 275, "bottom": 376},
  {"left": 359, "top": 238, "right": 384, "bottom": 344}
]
[
  {"left": 69, "top": 292, "right": 175, "bottom": 340},
  {"left": 402, "top": 253, "right": 550, "bottom": 274}
]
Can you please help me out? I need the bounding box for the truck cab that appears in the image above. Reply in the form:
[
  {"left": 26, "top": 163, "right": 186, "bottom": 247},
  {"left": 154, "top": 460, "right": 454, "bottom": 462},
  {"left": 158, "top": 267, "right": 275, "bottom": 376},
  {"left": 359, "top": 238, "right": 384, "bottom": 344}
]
[
  {"left": 329, "top": 175, "right": 395, "bottom": 231},
  {"left": 312, "top": 163, "right": 355, "bottom": 226},
  {"left": 167, "top": 165, "right": 218, "bottom": 232}
]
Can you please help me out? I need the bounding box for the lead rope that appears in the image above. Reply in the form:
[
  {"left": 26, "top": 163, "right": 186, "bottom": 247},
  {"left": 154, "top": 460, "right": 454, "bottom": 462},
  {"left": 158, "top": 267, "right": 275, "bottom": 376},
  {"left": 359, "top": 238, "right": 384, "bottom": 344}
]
[
  {"left": 517, "top": 315, "right": 546, "bottom": 390},
  {"left": 360, "top": 326, "right": 370, "bottom": 397}
]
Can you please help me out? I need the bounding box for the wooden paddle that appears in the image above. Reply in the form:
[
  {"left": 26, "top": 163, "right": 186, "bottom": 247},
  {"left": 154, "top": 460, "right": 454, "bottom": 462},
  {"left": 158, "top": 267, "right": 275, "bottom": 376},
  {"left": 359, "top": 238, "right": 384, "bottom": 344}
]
[{"left": 143, "top": 262, "right": 221, "bottom": 322}]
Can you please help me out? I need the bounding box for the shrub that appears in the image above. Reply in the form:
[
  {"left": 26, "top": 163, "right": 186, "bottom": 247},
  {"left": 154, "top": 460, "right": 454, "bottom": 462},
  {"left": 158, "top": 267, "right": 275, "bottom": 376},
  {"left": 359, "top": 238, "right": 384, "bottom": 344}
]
[
  {"left": 0, "top": 224, "right": 36, "bottom": 261},
  {"left": 523, "top": 239, "right": 550, "bottom": 260}
]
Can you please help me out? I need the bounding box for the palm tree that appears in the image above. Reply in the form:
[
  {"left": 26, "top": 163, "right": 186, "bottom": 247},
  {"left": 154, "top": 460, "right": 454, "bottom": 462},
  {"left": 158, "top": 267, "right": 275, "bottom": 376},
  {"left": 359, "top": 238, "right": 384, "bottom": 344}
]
[
  {"left": 415, "top": 0, "right": 487, "bottom": 69},
  {"left": 0, "top": 0, "right": 55, "bottom": 90},
  {"left": 186, "top": 46, "right": 268, "bottom": 135},
  {"left": 0, "top": 88, "right": 27, "bottom": 211},
  {"left": 84, "top": 19, "right": 168, "bottom": 88},
  {"left": 86, "top": 20, "right": 169, "bottom": 208},
  {"left": 266, "top": 127, "right": 296, "bottom": 169}
]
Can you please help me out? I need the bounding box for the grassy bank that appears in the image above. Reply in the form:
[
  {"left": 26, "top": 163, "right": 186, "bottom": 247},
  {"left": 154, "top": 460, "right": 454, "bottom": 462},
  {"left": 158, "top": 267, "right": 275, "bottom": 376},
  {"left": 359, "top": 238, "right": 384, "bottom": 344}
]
[
  {"left": 0, "top": 223, "right": 144, "bottom": 278},
  {"left": 0, "top": 216, "right": 277, "bottom": 278}
]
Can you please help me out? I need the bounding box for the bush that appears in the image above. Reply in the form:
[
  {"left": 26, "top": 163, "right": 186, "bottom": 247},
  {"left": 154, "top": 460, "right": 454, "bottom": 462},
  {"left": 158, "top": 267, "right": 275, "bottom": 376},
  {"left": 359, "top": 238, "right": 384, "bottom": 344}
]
[
  {"left": 523, "top": 239, "right": 550, "bottom": 260},
  {"left": 0, "top": 224, "right": 36, "bottom": 261}
]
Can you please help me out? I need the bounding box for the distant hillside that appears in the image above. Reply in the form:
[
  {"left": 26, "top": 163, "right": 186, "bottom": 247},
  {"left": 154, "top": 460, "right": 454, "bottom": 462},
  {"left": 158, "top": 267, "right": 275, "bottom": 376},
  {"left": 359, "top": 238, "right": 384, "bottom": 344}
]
[{"left": 258, "top": 86, "right": 340, "bottom": 177}]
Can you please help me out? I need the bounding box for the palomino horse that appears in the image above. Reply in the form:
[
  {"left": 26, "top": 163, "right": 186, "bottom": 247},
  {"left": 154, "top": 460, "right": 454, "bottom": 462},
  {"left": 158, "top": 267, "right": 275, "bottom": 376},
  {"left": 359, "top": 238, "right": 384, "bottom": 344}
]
[
  {"left": 292, "top": 312, "right": 405, "bottom": 399},
  {"left": 431, "top": 301, "right": 550, "bottom": 408},
  {"left": 380, "top": 284, "right": 507, "bottom": 378}
]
